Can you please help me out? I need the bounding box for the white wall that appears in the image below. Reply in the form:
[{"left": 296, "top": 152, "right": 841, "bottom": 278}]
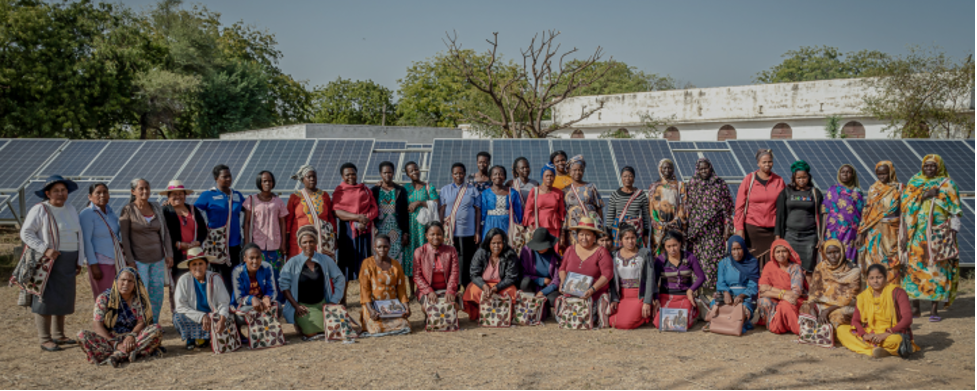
[{"left": 547, "top": 117, "right": 890, "bottom": 140}]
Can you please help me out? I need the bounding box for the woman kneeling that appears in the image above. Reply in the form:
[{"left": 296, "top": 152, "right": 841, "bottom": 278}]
[
  {"left": 173, "top": 248, "right": 231, "bottom": 351},
  {"left": 78, "top": 267, "right": 162, "bottom": 366},
  {"left": 837, "top": 264, "right": 919, "bottom": 358},
  {"left": 359, "top": 234, "right": 412, "bottom": 336},
  {"left": 608, "top": 225, "right": 655, "bottom": 329},
  {"left": 280, "top": 226, "right": 346, "bottom": 340},
  {"left": 463, "top": 228, "right": 521, "bottom": 322}
]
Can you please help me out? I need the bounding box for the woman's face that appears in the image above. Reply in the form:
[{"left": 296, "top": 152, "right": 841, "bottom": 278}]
[
  {"left": 216, "top": 169, "right": 233, "bottom": 189},
  {"left": 553, "top": 155, "right": 568, "bottom": 174},
  {"left": 303, "top": 170, "right": 318, "bottom": 190},
  {"left": 244, "top": 248, "right": 263, "bottom": 272},
  {"left": 117, "top": 271, "right": 136, "bottom": 296},
  {"left": 696, "top": 162, "right": 711, "bottom": 181},
  {"left": 476, "top": 155, "right": 490, "bottom": 173},
  {"left": 489, "top": 234, "right": 505, "bottom": 256},
  {"left": 569, "top": 163, "right": 584, "bottom": 182},
  {"left": 490, "top": 168, "right": 506, "bottom": 187},
  {"left": 45, "top": 183, "right": 69, "bottom": 206},
  {"left": 758, "top": 155, "right": 773, "bottom": 174},
  {"left": 342, "top": 168, "right": 358, "bottom": 186},
  {"left": 576, "top": 229, "right": 596, "bottom": 248},
  {"left": 867, "top": 269, "right": 886, "bottom": 291},
  {"left": 621, "top": 231, "right": 637, "bottom": 251},
  {"left": 794, "top": 170, "right": 810, "bottom": 188},
  {"left": 189, "top": 259, "right": 208, "bottom": 280},
  {"left": 774, "top": 246, "right": 790, "bottom": 264},
  {"left": 730, "top": 241, "right": 744, "bottom": 262},
  {"left": 838, "top": 165, "right": 853, "bottom": 185},
  {"left": 825, "top": 245, "right": 843, "bottom": 266},
  {"left": 169, "top": 190, "right": 187, "bottom": 207},
  {"left": 922, "top": 161, "right": 938, "bottom": 178},
  {"left": 542, "top": 171, "right": 555, "bottom": 187},
  {"left": 664, "top": 238, "right": 681, "bottom": 258},
  {"left": 875, "top": 165, "right": 890, "bottom": 184},
  {"left": 300, "top": 235, "right": 318, "bottom": 255},
  {"left": 260, "top": 172, "right": 275, "bottom": 192},
  {"left": 405, "top": 164, "right": 420, "bottom": 182},
  {"left": 598, "top": 236, "right": 613, "bottom": 251},
  {"left": 451, "top": 167, "right": 465, "bottom": 185},
  {"left": 426, "top": 226, "right": 444, "bottom": 247},
  {"left": 621, "top": 171, "right": 634, "bottom": 188},
  {"left": 132, "top": 180, "right": 151, "bottom": 202},
  {"left": 374, "top": 238, "right": 390, "bottom": 258},
  {"left": 380, "top": 165, "right": 395, "bottom": 184},
  {"left": 516, "top": 160, "right": 530, "bottom": 179},
  {"left": 660, "top": 162, "right": 674, "bottom": 180},
  {"left": 89, "top": 185, "right": 109, "bottom": 208}
]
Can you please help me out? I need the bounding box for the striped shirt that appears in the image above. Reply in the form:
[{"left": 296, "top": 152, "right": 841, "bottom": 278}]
[{"left": 606, "top": 188, "right": 651, "bottom": 233}]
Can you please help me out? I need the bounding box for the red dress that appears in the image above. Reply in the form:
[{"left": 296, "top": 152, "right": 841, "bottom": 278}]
[
  {"left": 284, "top": 190, "right": 335, "bottom": 258},
  {"left": 523, "top": 187, "right": 566, "bottom": 240}
]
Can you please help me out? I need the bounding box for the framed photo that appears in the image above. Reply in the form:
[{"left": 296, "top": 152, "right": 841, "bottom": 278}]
[
  {"left": 372, "top": 299, "right": 408, "bottom": 318},
  {"left": 659, "top": 308, "right": 688, "bottom": 332},
  {"left": 562, "top": 272, "right": 593, "bottom": 297}
]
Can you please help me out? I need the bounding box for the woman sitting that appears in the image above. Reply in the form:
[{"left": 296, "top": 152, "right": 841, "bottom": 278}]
[
  {"left": 463, "top": 228, "right": 521, "bottom": 322},
  {"left": 708, "top": 236, "right": 760, "bottom": 334},
  {"left": 608, "top": 225, "right": 655, "bottom": 330},
  {"left": 837, "top": 264, "right": 919, "bottom": 358},
  {"left": 801, "top": 239, "right": 860, "bottom": 329},
  {"left": 757, "top": 239, "right": 806, "bottom": 335},
  {"left": 77, "top": 267, "right": 162, "bottom": 367},
  {"left": 519, "top": 228, "right": 562, "bottom": 316},
  {"left": 413, "top": 221, "right": 460, "bottom": 307},
  {"left": 653, "top": 230, "right": 705, "bottom": 330},
  {"left": 172, "top": 248, "right": 230, "bottom": 351},
  {"left": 558, "top": 217, "right": 613, "bottom": 311},
  {"left": 280, "top": 226, "right": 346, "bottom": 341},
  {"left": 231, "top": 243, "right": 279, "bottom": 343},
  {"left": 359, "top": 235, "right": 412, "bottom": 337}
]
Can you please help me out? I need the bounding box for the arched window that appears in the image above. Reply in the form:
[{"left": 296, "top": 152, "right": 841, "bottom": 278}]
[
  {"left": 571, "top": 129, "right": 584, "bottom": 139},
  {"left": 617, "top": 128, "right": 630, "bottom": 137},
  {"left": 842, "top": 121, "right": 866, "bottom": 138},
  {"left": 771, "top": 123, "right": 793, "bottom": 139},
  {"left": 663, "top": 126, "right": 680, "bottom": 141},
  {"left": 718, "top": 125, "right": 737, "bottom": 141}
]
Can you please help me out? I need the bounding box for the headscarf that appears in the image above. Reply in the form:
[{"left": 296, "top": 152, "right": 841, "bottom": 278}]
[
  {"left": 291, "top": 165, "right": 316, "bottom": 181},
  {"left": 657, "top": 159, "right": 675, "bottom": 181},
  {"left": 769, "top": 239, "right": 801, "bottom": 265},
  {"left": 567, "top": 155, "right": 586, "bottom": 168},
  {"left": 540, "top": 163, "right": 556, "bottom": 180},
  {"left": 332, "top": 181, "right": 379, "bottom": 239},
  {"left": 102, "top": 267, "right": 153, "bottom": 331},
  {"left": 296, "top": 225, "right": 319, "bottom": 243},
  {"left": 685, "top": 158, "right": 731, "bottom": 238},
  {"left": 755, "top": 149, "right": 773, "bottom": 162},
  {"left": 837, "top": 164, "right": 860, "bottom": 189},
  {"left": 727, "top": 235, "right": 760, "bottom": 286},
  {"left": 809, "top": 239, "right": 861, "bottom": 307},
  {"left": 859, "top": 161, "right": 901, "bottom": 239},
  {"left": 874, "top": 160, "right": 898, "bottom": 183},
  {"left": 790, "top": 160, "right": 810, "bottom": 174},
  {"left": 920, "top": 154, "right": 948, "bottom": 178}
]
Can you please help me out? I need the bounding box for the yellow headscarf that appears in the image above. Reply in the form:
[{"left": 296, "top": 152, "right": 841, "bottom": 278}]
[
  {"left": 103, "top": 267, "right": 154, "bottom": 330},
  {"left": 856, "top": 283, "right": 897, "bottom": 329},
  {"left": 921, "top": 154, "right": 948, "bottom": 178}
]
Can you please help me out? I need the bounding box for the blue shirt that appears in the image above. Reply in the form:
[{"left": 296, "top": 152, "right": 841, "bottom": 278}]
[
  {"left": 439, "top": 183, "right": 480, "bottom": 238},
  {"left": 78, "top": 204, "right": 121, "bottom": 266},
  {"left": 534, "top": 252, "right": 558, "bottom": 296},
  {"left": 194, "top": 189, "right": 245, "bottom": 247},
  {"left": 193, "top": 278, "right": 211, "bottom": 313}
]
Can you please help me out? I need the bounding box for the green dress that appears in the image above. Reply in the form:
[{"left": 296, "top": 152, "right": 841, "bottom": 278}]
[
  {"left": 404, "top": 183, "right": 439, "bottom": 276},
  {"left": 377, "top": 188, "right": 404, "bottom": 264}
]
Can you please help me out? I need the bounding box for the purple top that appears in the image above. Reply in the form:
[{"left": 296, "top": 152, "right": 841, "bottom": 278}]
[
  {"left": 654, "top": 251, "right": 705, "bottom": 294},
  {"left": 519, "top": 246, "right": 561, "bottom": 295}
]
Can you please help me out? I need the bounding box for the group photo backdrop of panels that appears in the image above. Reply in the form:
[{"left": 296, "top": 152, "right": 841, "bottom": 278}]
[{"left": 0, "top": 138, "right": 973, "bottom": 265}]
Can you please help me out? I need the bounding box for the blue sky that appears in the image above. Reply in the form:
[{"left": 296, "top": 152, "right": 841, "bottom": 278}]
[{"left": 117, "top": 0, "right": 974, "bottom": 91}]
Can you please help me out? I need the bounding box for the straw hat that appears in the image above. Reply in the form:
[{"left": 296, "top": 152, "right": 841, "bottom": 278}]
[
  {"left": 158, "top": 180, "right": 194, "bottom": 196},
  {"left": 177, "top": 247, "right": 216, "bottom": 269},
  {"left": 569, "top": 216, "right": 602, "bottom": 233}
]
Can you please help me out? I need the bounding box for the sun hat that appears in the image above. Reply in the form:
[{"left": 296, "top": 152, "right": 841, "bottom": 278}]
[
  {"left": 35, "top": 175, "right": 78, "bottom": 198},
  {"left": 158, "top": 180, "right": 194, "bottom": 196},
  {"left": 177, "top": 247, "right": 216, "bottom": 269},
  {"left": 569, "top": 216, "right": 603, "bottom": 233}
]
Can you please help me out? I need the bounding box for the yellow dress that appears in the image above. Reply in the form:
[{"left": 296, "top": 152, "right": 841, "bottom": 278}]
[
  {"left": 358, "top": 257, "right": 411, "bottom": 336},
  {"left": 837, "top": 284, "right": 919, "bottom": 357}
]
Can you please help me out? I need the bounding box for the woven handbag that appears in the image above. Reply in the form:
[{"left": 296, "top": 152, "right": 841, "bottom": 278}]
[
  {"left": 478, "top": 293, "right": 513, "bottom": 328},
  {"left": 242, "top": 304, "right": 286, "bottom": 350},
  {"left": 423, "top": 291, "right": 460, "bottom": 332},
  {"left": 322, "top": 304, "right": 361, "bottom": 341},
  {"left": 513, "top": 291, "right": 546, "bottom": 326},
  {"left": 10, "top": 204, "right": 58, "bottom": 299},
  {"left": 797, "top": 313, "right": 834, "bottom": 348},
  {"left": 202, "top": 194, "right": 233, "bottom": 266}
]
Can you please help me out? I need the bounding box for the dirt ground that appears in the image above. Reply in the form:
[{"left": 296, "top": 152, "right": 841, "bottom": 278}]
[{"left": 0, "top": 267, "right": 972, "bottom": 390}]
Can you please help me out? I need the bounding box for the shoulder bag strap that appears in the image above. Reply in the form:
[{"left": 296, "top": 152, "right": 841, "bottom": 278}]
[
  {"left": 743, "top": 173, "right": 756, "bottom": 220},
  {"left": 249, "top": 195, "right": 255, "bottom": 244},
  {"left": 534, "top": 187, "right": 540, "bottom": 230},
  {"left": 94, "top": 207, "right": 127, "bottom": 272},
  {"left": 618, "top": 189, "right": 642, "bottom": 223},
  {"left": 301, "top": 189, "right": 325, "bottom": 252},
  {"left": 508, "top": 188, "right": 515, "bottom": 229},
  {"left": 570, "top": 184, "right": 585, "bottom": 209},
  {"left": 448, "top": 185, "right": 467, "bottom": 227},
  {"left": 41, "top": 204, "right": 59, "bottom": 252},
  {"left": 924, "top": 178, "right": 952, "bottom": 267}
]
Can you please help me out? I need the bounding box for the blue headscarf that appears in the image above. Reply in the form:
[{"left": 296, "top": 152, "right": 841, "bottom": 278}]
[
  {"left": 540, "top": 163, "right": 556, "bottom": 180},
  {"left": 727, "top": 235, "right": 760, "bottom": 286}
]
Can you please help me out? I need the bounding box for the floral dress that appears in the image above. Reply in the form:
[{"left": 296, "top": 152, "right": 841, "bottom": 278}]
[
  {"left": 822, "top": 185, "right": 866, "bottom": 261},
  {"left": 359, "top": 257, "right": 411, "bottom": 336},
  {"left": 564, "top": 183, "right": 604, "bottom": 242},
  {"left": 684, "top": 159, "right": 734, "bottom": 289},
  {"left": 377, "top": 188, "right": 404, "bottom": 264},
  {"left": 77, "top": 291, "right": 162, "bottom": 364},
  {"left": 405, "top": 183, "right": 439, "bottom": 276},
  {"left": 857, "top": 161, "right": 903, "bottom": 284}
]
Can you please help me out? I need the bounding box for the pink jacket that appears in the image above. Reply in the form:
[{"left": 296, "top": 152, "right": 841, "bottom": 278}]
[{"left": 734, "top": 171, "right": 785, "bottom": 230}]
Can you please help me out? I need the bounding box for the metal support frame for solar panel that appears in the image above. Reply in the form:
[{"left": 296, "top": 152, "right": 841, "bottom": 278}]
[
  {"left": 363, "top": 141, "right": 408, "bottom": 183},
  {"left": 0, "top": 139, "right": 70, "bottom": 223}
]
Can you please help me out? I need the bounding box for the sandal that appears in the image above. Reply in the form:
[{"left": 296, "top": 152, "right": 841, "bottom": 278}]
[
  {"left": 928, "top": 316, "right": 942, "bottom": 322},
  {"left": 40, "top": 344, "right": 63, "bottom": 352},
  {"left": 54, "top": 338, "right": 77, "bottom": 345}
]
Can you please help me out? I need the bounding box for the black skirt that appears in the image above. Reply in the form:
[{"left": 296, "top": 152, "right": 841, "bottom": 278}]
[
  {"left": 32, "top": 251, "right": 77, "bottom": 316},
  {"left": 785, "top": 228, "right": 819, "bottom": 272}
]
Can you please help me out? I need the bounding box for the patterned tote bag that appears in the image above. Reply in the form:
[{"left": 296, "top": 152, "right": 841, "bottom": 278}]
[
  {"left": 322, "top": 304, "right": 361, "bottom": 341},
  {"left": 556, "top": 294, "right": 610, "bottom": 330},
  {"left": 424, "top": 291, "right": 460, "bottom": 332},
  {"left": 10, "top": 204, "right": 58, "bottom": 298},
  {"left": 479, "top": 293, "right": 513, "bottom": 328},
  {"left": 242, "top": 303, "right": 286, "bottom": 350},
  {"left": 208, "top": 273, "right": 242, "bottom": 354},
  {"left": 513, "top": 291, "right": 546, "bottom": 326},
  {"left": 202, "top": 195, "right": 233, "bottom": 266},
  {"left": 797, "top": 313, "right": 834, "bottom": 348},
  {"left": 301, "top": 190, "right": 337, "bottom": 256}
]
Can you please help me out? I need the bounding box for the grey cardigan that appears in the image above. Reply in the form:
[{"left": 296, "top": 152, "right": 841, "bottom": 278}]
[{"left": 609, "top": 247, "right": 657, "bottom": 304}]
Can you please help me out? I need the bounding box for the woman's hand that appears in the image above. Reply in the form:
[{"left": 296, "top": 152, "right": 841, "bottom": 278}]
[
  {"left": 872, "top": 332, "right": 891, "bottom": 345},
  {"left": 215, "top": 316, "right": 226, "bottom": 333},
  {"left": 403, "top": 305, "right": 412, "bottom": 319},
  {"left": 164, "top": 257, "right": 174, "bottom": 268},
  {"left": 861, "top": 332, "right": 875, "bottom": 343},
  {"left": 580, "top": 287, "right": 595, "bottom": 300},
  {"left": 252, "top": 299, "right": 266, "bottom": 313},
  {"left": 119, "top": 335, "right": 135, "bottom": 353},
  {"left": 686, "top": 289, "right": 696, "bottom": 306},
  {"left": 295, "top": 305, "right": 310, "bottom": 318},
  {"left": 89, "top": 264, "right": 103, "bottom": 281},
  {"left": 818, "top": 305, "right": 838, "bottom": 325},
  {"left": 543, "top": 278, "right": 552, "bottom": 286},
  {"left": 427, "top": 292, "right": 438, "bottom": 304},
  {"left": 189, "top": 241, "right": 201, "bottom": 248},
  {"left": 202, "top": 317, "right": 212, "bottom": 332},
  {"left": 922, "top": 188, "right": 939, "bottom": 201},
  {"left": 723, "top": 292, "right": 733, "bottom": 306},
  {"left": 733, "top": 294, "right": 746, "bottom": 307},
  {"left": 44, "top": 249, "right": 60, "bottom": 260},
  {"left": 734, "top": 230, "right": 744, "bottom": 239},
  {"left": 445, "top": 292, "right": 457, "bottom": 305},
  {"left": 641, "top": 303, "right": 652, "bottom": 319},
  {"left": 369, "top": 308, "right": 380, "bottom": 321},
  {"left": 609, "top": 302, "right": 618, "bottom": 315},
  {"left": 356, "top": 214, "right": 370, "bottom": 227},
  {"left": 75, "top": 265, "right": 82, "bottom": 276},
  {"left": 535, "top": 291, "right": 545, "bottom": 298},
  {"left": 408, "top": 201, "right": 425, "bottom": 213},
  {"left": 784, "top": 291, "right": 799, "bottom": 306}
]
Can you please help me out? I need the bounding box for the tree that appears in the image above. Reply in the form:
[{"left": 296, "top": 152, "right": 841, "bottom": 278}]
[
  {"left": 563, "top": 60, "right": 676, "bottom": 97},
  {"left": 862, "top": 47, "right": 975, "bottom": 139},
  {"left": 194, "top": 60, "right": 273, "bottom": 137},
  {"left": 311, "top": 77, "right": 397, "bottom": 125},
  {"left": 444, "top": 30, "right": 614, "bottom": 138},
  {"left": 754, "top": 46, "right": 890, "bottom": 84},
  {"left": 824, "top": 115, "right": 845, "bottom": 138}
]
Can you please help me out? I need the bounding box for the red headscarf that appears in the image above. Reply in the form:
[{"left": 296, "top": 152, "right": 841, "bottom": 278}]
[
  {"left": 332, "top": 182, "right": 378, "bottom": 239},
  {"left": 769, "top": 239, "right": 801, "bottom": 265}
]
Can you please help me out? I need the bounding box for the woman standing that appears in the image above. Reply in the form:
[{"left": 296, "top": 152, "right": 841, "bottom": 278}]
[
  {"left": 79, "top": 182, "right": 124, "bottom": 299},
  {"left": 285, "top": 165, "right": 335, "bottom": 259},
  {"left": 20, "top": 175, "right": 84, "bottom": 352},
  {"left": 607, "top": 166, "right": 651, "bottom": 249},
  {"left": 161, "top": 180, "right": 208, "bottom": 312},
  {"left": 359, "top": 235, "right": 412, "bottom": 337},
  {"left": 505, "top": 157, "right": 539, "bottom": 202},
  {"left": 856, "top": 161, "right": 903, "bottom": 284},
  {"left": 194, "top": 164, "right": 246, "bottom": 294},
  {"left": 648, "top": 159, "right": 686, "bottom": 255},
  {"left": 120, "top": 178, "right": 172, "bottom": 326},
  {"left": 550, "top": 150, "right": 572, "bottom": 190},
  {"left": 757, "top": 239, "right": 806, "bottom": 335},
  {"left": 774, "top": 161, "right": 824, "bottom": 273},
  {"left": 462, "top": 228, "right": 521, "bottom": 322},
  {"left": 735, "top": 149, "right": 785, "bottom": 265},
  {"left": 563, "top": 155, "right": 605, "bottom": 245},
  {"left": 468, "top": 152, "right": 492, "bottom": 192},
  {"left": 684, "top": 158, "right": 734, "bottom": 288},
  {"left": 837, "top": 264, "right": 919, "bottom": 358},
  {"left": 404, "top": 161, "right": 439, "bottom": 294},
  {"left": 608, "top": 226, "right": 656, "bottom": 330},
  {"left": 900, "top": 154, "right": 962, "bottom": 321},
  {"left": 652, "top": 230, "right": 705, "bottom": 330},
  {"left": 708, "top": 236, "right": 760, "bottom": 334},
  {"left": 523, "top": 164, "right": 566, "bottom": 245},
  {"left": 479, "top": 166, "right": 523, "bottom": 239},
  {"left": 371, "top": 161, "right": 410, "bottom": 271},
  {"left": 280, "top": 226, "right": 346, "bottom": 339},
  {"left": 822, "top": 164, "right": 866, "bottom": 262},
  {"left": 333, "top": 163, "right": 378, "bottom": 285},
  {"left": 439, "top": 163, "right": 481, "bottom": 289},
  {"left": 76, "top": 267, "right": 162, "bottom": 367},
  {"left": 243, "top": 171, "right": 289, "bottom": 273}
]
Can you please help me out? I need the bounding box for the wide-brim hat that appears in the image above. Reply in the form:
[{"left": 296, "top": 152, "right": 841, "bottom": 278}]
[
  {"left": 35, "top": 175, "right": 78, "bottom": 198},
  {"left": 177, "top": 247, "right": 216, "bottom": 269},
  {"left": 527, "top": 227, "right": 558, "bottom": 252},
  {"left": 569, "top": 216, "right": 603, "bottom": 233},
  {"left": 159, "top": 180, "right": 194, "bottom": 196}
]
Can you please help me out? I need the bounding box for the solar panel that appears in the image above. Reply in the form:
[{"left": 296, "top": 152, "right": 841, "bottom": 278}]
[
  {"left": 82, "top": 141, "right": 145, "bottom": 178},
  {"left": 0, "top": 139, "right": 67, "bottom": 189},
  {"left": 236, "top": 140, "right": 316, "bottom": 193},
  {"left": 428, "top": 139, "right": 491, "bottom": 188},
  {"left": 177, "top": 140, "right": 257, "bottom": 190},
  {"left": 37, "top": 141, "right": 109, "bottom": 177},
  {"left": 726, "top": 140, "right": 796, "bottom": 179},
  {"left": 695, "top": 142, "right": 745, "bottom": 179},
  {"left": 306, "top": 139, "right": 376, "bottom": 191},
  {"left": 492, "top": 139, "right": 551, "bottom": 182},
  {"left": 844, "top": 140, "right": 920, "bottom": 185},
  {"left": 109, "top": 140, "right": 200, "bottom": 191},
  {"left": 958, "top": 199, "right": 975, "bottom": 266},
  {"left": 785, "top": 140, "right": 874, "bottom": 191},
  {"left": 728, "top": 183, "right": 739, "bottom": 203},
  {"left": 903, "top": 140, "right": 975, "bottom": 192},
  {"left": 611, "top": 139, "right": 676, "bottom": 189},
  {"left": 551, "top": 140, "right": 619, "bottom": 191},
  {"left": 0, "top": 140, "right": 8, "bottom": 150},
  {"left": 364, "top": 141, "right": 407, "bottom": 179},
  {"left": 668, "top": 142, "right": 699, "bottom": 181},
  {"left": 0, "top": 181, "right": 98, "bottom": 220}
]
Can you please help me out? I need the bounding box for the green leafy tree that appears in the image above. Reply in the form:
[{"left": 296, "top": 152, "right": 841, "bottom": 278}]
[
  {"left": 824, "top": 115, "right": 845, "bottom": 138},
  {"left": 194, "top": 60, "right": 273, "bottom": 137},
  {"left": 311, "top": 77, "right": 397, "bottom": 125},
  {"left": 754, "top": 45, "right": 890, "bottom": 84},
  {"left": 562, "top": 60, "right": 677, "bottom": 97}
]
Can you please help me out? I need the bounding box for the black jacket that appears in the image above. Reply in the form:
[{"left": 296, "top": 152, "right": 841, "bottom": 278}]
[
  {"left": 163, "top": 204, "right": 209, "bottom": 267},
  {"left": 469, "top": 248, "right": 521, "bottom": 291},
  {"left": 370, "top": 184, "right": 410, "bottom": 235},
  {"left": 609, "top": 247, "right": 657, "bottom": 304}
]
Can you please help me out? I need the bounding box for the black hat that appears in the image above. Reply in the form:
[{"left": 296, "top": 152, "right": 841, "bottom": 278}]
[
  {"left": 527, "top": 227, "right": 557, "bottom": 252},
  {"left": 35, "top": 175, "right": 78, "bottom": 199}
]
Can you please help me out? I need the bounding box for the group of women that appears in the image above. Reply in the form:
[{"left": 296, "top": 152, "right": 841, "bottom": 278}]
[{"left": 15, "top": 147, "right": 961, "bottom": 365}]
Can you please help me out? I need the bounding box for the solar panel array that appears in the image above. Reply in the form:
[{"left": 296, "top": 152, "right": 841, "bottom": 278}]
[
  {"left": 726, "top": 140, "right": 796, "bottom": 179},
  {"left": 83, "top": 141, "right": 145, "bottom": 177},
  {"left": 179, "top": 140, "right": 258, "bottom": 190},
  {"left": 427, "top": 139, "right": 491, "bottom": 189},
  {"left": 0, "top": 139, "right": 67, "bottom": 189},
  {"left": 902, "top": 140, "right": 975, "bottom": 192},
  {"left": 492, "top": 139, "right": 550, "bottom": 183},
  {"left": 610, "top": 139, "right": 675, "bottom": 189},
  {"left": 668, "top": 142, "right": 699, "bottom": 181},
  {"left": 785, "top": 140, "right": 875, "bottom": 191},
  {"left": 551, "top": 140, "right": 620, "bottom": 191},
  {"left": 237, "top": 140, "right": 316, "bottom": 193},
  {"left": 37, "top": 141, "right": 109, "bottom": 177},
  {"left": 108, "top": 140, "right": 200, "bottom": 190},
  {"left": 305, "top": 140, "right": 375, "bottom": 191},
  {"left": 364, "top": 141, "right": 407, "bottom": 181}
]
